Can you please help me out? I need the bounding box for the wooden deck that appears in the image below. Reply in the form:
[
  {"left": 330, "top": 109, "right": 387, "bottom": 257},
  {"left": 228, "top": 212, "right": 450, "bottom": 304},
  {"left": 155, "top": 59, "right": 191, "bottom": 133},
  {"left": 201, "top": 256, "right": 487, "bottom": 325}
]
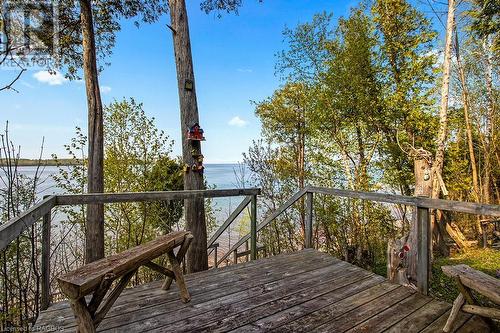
[{"left": 35, "top": 249, "right": 491, "bottom": 332}]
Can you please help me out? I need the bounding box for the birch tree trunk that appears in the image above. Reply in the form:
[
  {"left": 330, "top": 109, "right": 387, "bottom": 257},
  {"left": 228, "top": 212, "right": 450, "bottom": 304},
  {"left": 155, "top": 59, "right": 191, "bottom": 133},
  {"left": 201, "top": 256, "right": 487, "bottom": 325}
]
[
  {"left": 482, "top": 37, "right": 494, "bottom": 205},
  {"left": 432, "top": 0, "right": 455, "bottom": 200},
  {"left": 169, "top": 0, "right": 208, "bottom": 273},
  {"left": 431, "top": 0, "right": 455, "bottom": 254},
  {"left": 80, "top": 0, "right": 104, "bottom": 264}
]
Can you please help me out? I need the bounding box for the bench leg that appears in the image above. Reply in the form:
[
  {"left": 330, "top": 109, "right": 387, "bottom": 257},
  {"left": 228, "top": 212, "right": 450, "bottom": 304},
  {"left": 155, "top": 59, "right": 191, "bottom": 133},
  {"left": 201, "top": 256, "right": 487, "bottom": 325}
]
[
  {"left": 162, "top": 234, "right": 193, "bottom": 292},
  {"left": 162, "top": 275, "right": 174, "bottom": 291},
  {"left": 454, "top": 276, "right": 498, "bottom": 331},
  {"left": 166, "top": 249, "right": 191, "bottom": 303},
  {"left": 70, "top": 297, "right": 96, "bottom": 333},
  {"left": 443, "top": 293, "right": 465, "bottom": 332}
]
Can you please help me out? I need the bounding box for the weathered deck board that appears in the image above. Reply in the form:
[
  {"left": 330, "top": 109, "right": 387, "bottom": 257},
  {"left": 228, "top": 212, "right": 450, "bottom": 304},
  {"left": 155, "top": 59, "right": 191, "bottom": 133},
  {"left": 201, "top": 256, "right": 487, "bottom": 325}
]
[{"left": 35, "top": 249, "right": 491, "bottom": 332}]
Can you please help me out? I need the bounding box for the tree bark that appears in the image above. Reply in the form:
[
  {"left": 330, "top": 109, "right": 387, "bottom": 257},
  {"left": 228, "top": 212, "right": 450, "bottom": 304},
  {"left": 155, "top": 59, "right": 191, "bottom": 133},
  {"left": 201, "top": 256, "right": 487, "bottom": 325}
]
[
  {"left": 432, "top": 0, "right": 455, "bottom": 200},
  {"left": 482, "top": 37, "right": 494, "bottom": 205},
  {"left": 455, "top": 36, "right": 480, "bottom": 202},
  {"left": 454, "top": 34, "right": 483, "bottom": 237},
  {"left": 168, "top": 0, "right": 208, "bottom": 273},
  {"left": 431, "top": 0, "right": 455, "bottom": 254},
  {"left": 388, "top": 149, "right": 433, "bottom": 285},
  {"left": 80, "top": 0, "right": 104, "bottom": 264}
]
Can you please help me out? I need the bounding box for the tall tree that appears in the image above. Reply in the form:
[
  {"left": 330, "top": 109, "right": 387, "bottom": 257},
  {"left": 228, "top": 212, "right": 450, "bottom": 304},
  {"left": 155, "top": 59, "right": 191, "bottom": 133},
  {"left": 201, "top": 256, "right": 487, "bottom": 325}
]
[
  {"left": 454, "top": 34, "right": 480, "bottom": 203},
  {"left": 321, "top": 8, "right": 381, "bottom": 192},
  {"left": 372, "top": 0, "right": 437, "bottom": 195},
  {"left": 433, "top": 0, "right": 456, "bottom": 201},
  {"left": 481, "top": 37, "right": 495, "bottom": 204},
  {"left": 79, "top": 0, "right": 105, "bottom": 263},
  {"left": 69, "top": 1, "right": 168, "bottom": 263},
  {"left": 255, "top": 82, "right": 314, "bottom": 236},
  {"left": 168, "top": 0, "right": 208, "bottom": 273}
]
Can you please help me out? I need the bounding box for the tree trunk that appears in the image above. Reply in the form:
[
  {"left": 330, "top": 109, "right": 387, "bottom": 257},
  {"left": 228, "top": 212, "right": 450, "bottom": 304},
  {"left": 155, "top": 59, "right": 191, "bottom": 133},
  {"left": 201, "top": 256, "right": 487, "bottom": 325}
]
[
  {"left": 298, "top": 128, "right": 305, "bottom": 238},
  {"left": 454, "top": 33, "right": 483, "bottom": 237},
  {"left": 482, "top": 37, "right": 494, "bottom": 205},
  {"left": 169, "top": 0, "right": 208, "bottom": 273},
  {"left": 80, "top": 0, "right": 104, "bottom": 264},
  {"left": 431, "top": 0, "right": 455, "bottom": 254},
  {"left": 388, "top": 149, "right": 433, "bottom": 286},
  {"left": 455, "top": 36, "right": 480, "bottom": 202},
  {"left": 432, "top": 0, "right": 455, "bottom": 200}
]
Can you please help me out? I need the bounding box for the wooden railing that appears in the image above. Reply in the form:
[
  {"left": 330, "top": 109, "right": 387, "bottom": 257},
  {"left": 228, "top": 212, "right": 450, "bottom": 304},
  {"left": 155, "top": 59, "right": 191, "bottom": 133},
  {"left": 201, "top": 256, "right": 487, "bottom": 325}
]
[
  {"left": 216, "top": 186, "right": 500, "bottom": 295},
  {"left": 2, "top": 185, "right": 499, "bottom": 311},
  {"left": 0, "top": 188, "right": 261, "bottom": 311}
]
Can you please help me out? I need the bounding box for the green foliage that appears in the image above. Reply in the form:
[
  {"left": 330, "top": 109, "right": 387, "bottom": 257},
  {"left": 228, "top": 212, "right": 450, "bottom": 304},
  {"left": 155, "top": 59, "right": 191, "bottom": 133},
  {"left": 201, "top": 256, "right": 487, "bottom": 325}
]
[
  {"left": 431, "top": 249, "right": 500, "bottom": 303},
  {"left": 276, "top": 12, "right": 333, "bottom": 83},
  {"left": 53, "top": 99, "right": 184, "bottom": 277},
  {"left": 372, "top": 0, "right": 438, "bottom": 194},
  {"left": 248, "top": 6, "right": 404, "bottom": 270},
  {"left": 51, "top": 1, "right": 169, "bottom": 79},
  {"left": 468, "top": 0, "right": 500, "bottom": 52},
  {"left": 103, "top": 98, "right": 182, "bottom": 255}
]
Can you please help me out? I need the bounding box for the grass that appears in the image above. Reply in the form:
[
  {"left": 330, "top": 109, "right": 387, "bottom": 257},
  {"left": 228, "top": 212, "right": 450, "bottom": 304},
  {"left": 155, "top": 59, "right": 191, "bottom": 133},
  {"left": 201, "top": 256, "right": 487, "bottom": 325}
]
[{"left": 430, "top": 248, "right": 500, "bottom": 304}]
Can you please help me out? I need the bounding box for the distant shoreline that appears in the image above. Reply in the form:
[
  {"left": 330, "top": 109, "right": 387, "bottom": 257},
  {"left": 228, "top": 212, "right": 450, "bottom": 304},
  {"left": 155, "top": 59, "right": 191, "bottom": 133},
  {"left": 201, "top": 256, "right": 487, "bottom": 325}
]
[
  {"left": 0, "top": 159, "right": 81, "bottom": 167},
  {"left": 2, "top": 159, "right": 240, "bottom": 167}
]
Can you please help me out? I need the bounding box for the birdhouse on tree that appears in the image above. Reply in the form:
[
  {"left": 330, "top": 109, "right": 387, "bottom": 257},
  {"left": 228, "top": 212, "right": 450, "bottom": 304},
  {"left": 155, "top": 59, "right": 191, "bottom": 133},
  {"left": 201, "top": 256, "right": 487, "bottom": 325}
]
[{"left": 187, "top": 123, "right": 205, "bottom": 141}]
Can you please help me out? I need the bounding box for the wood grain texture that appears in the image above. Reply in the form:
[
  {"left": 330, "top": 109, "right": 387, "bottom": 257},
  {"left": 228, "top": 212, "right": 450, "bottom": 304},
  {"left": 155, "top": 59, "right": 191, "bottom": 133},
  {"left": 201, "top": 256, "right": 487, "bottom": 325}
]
[
  {"left": 80, "top": 0, "right": 105, "bottom": 264},
  {"left": 56, "top": 188, "right": 260, "bottom": 206},
  {"left": 43, "top": 250, "right": 329, "bottom": 331},
  {"left": 442, "top": 264, "right": 500, "bottom": 305},
  {"left": 57, "top": 231, "right": 189, "bottom": 299},
  {"left": 0, "top": 195, "right": 56, "bottom": 251},
  {"left": 168, "top": 0, "right": 207, "bottom": 273},
  {"left": 36, "top": 250, "right": 491, "bottom": 333},
  {"left": 307, "top": 186, "right": 500, "bottom": 217},
  {"left": 385, "top": 299, "right": 451, "bottom": 333},
  {"left": 218, "top": 188, "right": 307, "bottom": 263}
]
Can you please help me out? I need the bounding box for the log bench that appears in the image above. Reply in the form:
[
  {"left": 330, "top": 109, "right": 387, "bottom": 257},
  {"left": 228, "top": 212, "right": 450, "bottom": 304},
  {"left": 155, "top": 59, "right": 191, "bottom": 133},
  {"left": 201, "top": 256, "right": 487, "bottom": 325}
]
[
  {"left": 442, "top": 264, "right": 500, "bottom": 332},
  {"left": 57, "top": 230, "right": 193, "bottom": 333}
]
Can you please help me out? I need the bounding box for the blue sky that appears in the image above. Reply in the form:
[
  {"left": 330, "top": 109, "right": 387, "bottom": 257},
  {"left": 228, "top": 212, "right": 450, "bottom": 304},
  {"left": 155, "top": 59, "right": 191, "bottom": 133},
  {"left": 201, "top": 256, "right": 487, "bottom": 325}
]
[{"left": 1, "top": 0, "right": 442, "bottom": 163}]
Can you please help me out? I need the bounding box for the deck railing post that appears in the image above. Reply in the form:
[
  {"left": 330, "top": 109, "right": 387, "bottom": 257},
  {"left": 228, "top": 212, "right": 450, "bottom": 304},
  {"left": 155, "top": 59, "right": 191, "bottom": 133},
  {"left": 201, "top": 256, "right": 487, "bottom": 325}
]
[
  {"left": 214, "top": 244, "right": 218, "bottom": 268},
  {"left": 233, "top": 250, "right": 238, "bottom": 265},
  {"left": 250, "top": 194, "right": 257, "bottom": 260},
  {"left": 41, "top": 196, "right": 51, "bottom": 310},
  {"left": 305, "top": 191, "right": 313, "bottom": 248},
  {"left": 416, "top": 205, "right": 431, "bottom": 295}
]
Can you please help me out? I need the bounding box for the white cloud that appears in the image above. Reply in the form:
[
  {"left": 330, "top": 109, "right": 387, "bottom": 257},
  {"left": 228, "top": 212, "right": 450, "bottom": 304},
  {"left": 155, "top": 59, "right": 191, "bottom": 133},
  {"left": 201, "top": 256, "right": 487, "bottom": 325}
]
[
  {"left": 237, "top": 68, "right": 253, "bottom": 73},
  {"left": 33, "top": 71, "right": 67, "bottom": 85},
  {"left": 228, "top": 116, "right": 248, "bottom": 127},
  {"left": 100, "top": 85, "right": 112, "bottom": 94}
]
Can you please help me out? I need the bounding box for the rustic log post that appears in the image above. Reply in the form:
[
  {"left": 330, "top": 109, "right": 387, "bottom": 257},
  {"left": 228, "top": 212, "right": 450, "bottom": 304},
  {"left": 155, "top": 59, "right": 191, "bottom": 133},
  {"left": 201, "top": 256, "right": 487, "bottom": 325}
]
[
  {"left": 250, "top": 194, "right": 257, "bottom": 260},
  {"left": 387, "top": 149, "right": 432, "bottom": 287},
  {"left": 481, "top": 221, "right": 488, "bottom": 248},
  {"left": 80, "top": 0, "right": 105, "bottom": 264},
  {"left": 410, "top": 150, "right": 433, "bottom": 281},
  {"left": 304, "top": 191, "right": 313, "bottom": 248},
  {"left": 168, "top": 0, "right": 208, "bottom": 273},
  {"left": 213, "top": 243, "right": 218, "bottom": 268},
  {"left": 41, "top": 198, "right": 51, "bottom": 310},
  {"left": 417, "top": 205, "right": 431, "bottom": 295}
]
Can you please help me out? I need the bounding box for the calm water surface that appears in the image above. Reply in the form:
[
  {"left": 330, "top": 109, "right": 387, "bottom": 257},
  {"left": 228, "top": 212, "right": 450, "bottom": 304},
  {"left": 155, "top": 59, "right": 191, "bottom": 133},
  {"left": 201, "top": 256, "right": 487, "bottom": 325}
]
[{"left": 18, "top": 163, "right": 251, "bottom": 236}]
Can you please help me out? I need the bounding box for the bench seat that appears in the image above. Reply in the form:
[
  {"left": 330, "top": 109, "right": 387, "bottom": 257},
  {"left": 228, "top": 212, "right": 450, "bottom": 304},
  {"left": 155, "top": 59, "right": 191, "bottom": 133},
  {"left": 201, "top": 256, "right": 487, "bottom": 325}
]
[{"left": 57, "top": 230, "right": 193, "bottom": 333}]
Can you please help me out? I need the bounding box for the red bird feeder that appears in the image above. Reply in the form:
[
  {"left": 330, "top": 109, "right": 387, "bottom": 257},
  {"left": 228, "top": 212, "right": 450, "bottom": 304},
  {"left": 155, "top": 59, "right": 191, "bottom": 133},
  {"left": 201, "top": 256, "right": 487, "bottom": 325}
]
[{"left": 187, "top": 123, "right": 205, "bottom": 141}]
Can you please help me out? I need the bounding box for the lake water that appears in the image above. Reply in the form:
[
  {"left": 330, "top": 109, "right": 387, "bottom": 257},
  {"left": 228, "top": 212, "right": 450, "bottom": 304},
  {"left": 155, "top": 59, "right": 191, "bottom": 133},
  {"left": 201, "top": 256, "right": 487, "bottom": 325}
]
[
  {"left": 17, "top": 164, "right": 251, "bottom": 254},
  {"left": 20, "top": 164, "right": 245, "bottom": 194}
]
